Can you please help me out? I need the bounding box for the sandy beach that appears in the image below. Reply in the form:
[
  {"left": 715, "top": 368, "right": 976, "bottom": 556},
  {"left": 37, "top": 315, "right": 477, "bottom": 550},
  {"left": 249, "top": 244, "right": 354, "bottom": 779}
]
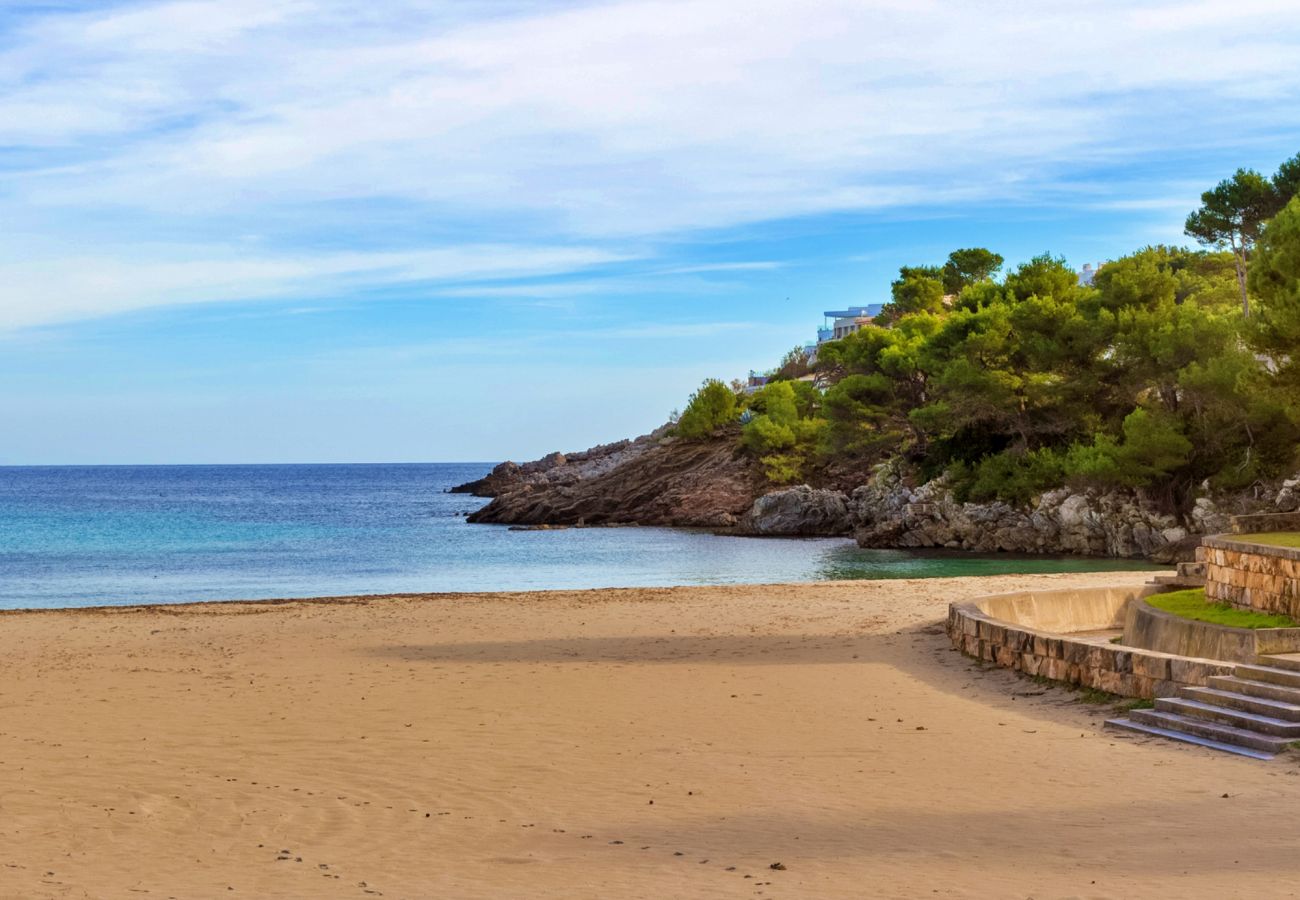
[{"left": 4, "top": 572, "right": 1300, "bottom": 899}]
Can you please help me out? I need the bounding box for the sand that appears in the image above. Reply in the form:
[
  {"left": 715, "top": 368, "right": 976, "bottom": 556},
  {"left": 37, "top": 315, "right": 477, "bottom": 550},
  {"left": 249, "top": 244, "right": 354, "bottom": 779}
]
[{"left": 3, "top": 571, "right": 1300, "bottom": 899}]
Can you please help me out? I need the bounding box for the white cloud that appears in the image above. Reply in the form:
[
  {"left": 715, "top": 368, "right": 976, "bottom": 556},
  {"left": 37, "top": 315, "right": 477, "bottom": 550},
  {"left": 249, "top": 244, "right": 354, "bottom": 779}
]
[
  {"left": 0, "top": 244, "right": 628, "bottom": 331},
  {"left": 0, "top": 0, "right": 1298, "bottom": 327}
]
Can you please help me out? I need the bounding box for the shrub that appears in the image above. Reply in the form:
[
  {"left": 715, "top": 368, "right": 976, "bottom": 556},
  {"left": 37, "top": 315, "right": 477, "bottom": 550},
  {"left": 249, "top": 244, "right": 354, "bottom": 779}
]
[{"left": 676, "top": 379, "right": 738, "bottom": 439}]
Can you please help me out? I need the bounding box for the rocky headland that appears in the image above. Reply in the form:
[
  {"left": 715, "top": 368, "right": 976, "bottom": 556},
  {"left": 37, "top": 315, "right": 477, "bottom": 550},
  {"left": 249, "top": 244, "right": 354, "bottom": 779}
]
[{"left": 454, "top": 431, "right": 1300, "bottom": 562}]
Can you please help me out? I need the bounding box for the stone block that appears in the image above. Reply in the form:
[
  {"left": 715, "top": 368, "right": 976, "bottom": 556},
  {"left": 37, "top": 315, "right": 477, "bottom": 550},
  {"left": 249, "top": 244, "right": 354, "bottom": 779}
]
[
  {"left": 1132, "top": 654, "right": 1171, "bottom": 680},
  {"left": 1152, "top": 679, "right": 1180, "bottom": 698},
  {"left": 1095, "top": 668, "right": 1124, "bottom": 695}
]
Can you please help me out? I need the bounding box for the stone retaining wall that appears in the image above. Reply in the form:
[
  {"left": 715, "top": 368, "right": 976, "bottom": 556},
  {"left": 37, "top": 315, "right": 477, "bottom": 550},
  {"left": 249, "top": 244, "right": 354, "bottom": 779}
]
[
  {"left": 1230, "top": 512, "right": 1300, "bottom": 534},
  {"left": 1204, "top": 535, "right": 1300, "bottom": 619},
  {"left": 1124, "top": 596, "right": 1300, "bottom": 662},
  {"left": 947, "top": 586, "right": 1234, "bottom": 699}
]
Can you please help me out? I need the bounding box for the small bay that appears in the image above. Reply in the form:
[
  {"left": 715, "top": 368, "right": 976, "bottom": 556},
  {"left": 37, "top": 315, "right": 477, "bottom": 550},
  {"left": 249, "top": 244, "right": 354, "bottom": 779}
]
[{"left": 0, "top": 463, "right": 1156, "bottom": 609}]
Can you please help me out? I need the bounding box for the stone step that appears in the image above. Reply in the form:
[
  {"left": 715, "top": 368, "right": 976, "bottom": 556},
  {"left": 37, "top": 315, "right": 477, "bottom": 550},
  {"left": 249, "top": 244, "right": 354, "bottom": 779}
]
[
  {"left": 1128, "top": 708, "right": 1293, "bottom": 754},
  {"left": 1181, "top": 686, "right": 1300, "bottom": 722},
  {"left": 1156, "top": 697, "right": 1300, "bottom": 737},
  {"left": 1207, "top": 675, "right": 1300, "bottom": 706},
  {"left": 1235, "top": 664, "right": 1300, "bottom": 689},
  {"left": 1258, "top": 653, "right": 1300, "bottom": 673},
  {"left": 1150, "top": 574, "right": 1206, "bottom": 588},
  {"left": 1177, "top": 561, "right": 1207, "bottom": 577},
  {"left": 1105, "top": 718, "right": 1278, "bottom": 760}
]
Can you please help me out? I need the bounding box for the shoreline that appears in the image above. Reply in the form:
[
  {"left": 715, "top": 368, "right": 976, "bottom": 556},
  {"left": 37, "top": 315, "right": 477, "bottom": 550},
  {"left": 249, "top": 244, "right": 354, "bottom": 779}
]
[
  {"left": 0, "top": 566, "right": 1166, "bottom": 616},
  {"left": 7, "top": 572, "right": 1298, "bottom": 899}
]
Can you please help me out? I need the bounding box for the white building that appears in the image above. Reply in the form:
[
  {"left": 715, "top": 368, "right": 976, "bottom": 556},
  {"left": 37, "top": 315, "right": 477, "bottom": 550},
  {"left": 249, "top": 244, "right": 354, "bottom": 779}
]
[{"left": 818, "top": 304, "right": 885, "bottom": 343}]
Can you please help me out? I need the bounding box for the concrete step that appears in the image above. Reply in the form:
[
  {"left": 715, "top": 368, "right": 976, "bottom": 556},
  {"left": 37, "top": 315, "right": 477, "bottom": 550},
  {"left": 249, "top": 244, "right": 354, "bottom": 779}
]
[
  {"left": 1151, "top": 574, "right": 1206, "bottom": 588},
  {"left": 1128, "top": 708, "right": 1293, "bottom": 754},
  {"left": 1207, "top": 675, "right": 1300, "bottom": 705},
  {"left": 1177, "top": 561, "right": 1207, "bottom": 578},
  {"left": 1235, "top": 664, "right": 1300, "bottom": 689},
  {"left": 1156, "top": 697, "right": 1300, "bottom": 737},
  {"left": 1105, "top": 718, "right": 1278, "bottom": 760},
  {"left": 1181, "top": 686, "right": 1300, "bottom": 722},
  {"left": 1258, "top": 653, "right": 1300, "bottom": 673}
]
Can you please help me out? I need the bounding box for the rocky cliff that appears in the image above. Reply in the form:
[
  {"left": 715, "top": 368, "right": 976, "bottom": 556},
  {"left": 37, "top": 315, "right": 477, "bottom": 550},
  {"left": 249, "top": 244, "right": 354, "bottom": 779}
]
[
  {"left": 456, "top": 434, "right": 1298, "bottom": 561},
  {"left": 463, "top": 426, "right": 764, "bottom": 527}
]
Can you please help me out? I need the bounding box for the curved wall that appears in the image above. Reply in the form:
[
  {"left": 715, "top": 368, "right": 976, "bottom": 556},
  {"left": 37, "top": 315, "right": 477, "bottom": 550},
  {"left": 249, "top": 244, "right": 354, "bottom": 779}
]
[
  {"left": 1204, "top": 535, "right": 1300, "bottom": 619},
  {"left": 1123, "top": 597, "right": 1300, "bottom": 663},
  {"left": 947, "top": 585, "right": 1234, "bottom": 699}
]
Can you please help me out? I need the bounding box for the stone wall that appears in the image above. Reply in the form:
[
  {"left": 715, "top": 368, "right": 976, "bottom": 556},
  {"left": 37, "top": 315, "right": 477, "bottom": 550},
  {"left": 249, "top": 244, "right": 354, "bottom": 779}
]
[
  {"left": 1204, "top": 536, "right": 1300, "bottom": 619},
  {"left": 1230, "top": 512, "right": 1300, "bottom": 534},
  {"left": 1123, "top": 595, "right": 1300, "bottom": 662},
  {"left": 947, "top": 587, "right": 1234, "bottom": 699}
]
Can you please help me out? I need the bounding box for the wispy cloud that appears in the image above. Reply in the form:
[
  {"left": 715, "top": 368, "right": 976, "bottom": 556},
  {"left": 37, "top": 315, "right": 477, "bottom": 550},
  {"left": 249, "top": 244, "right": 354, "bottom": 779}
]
[
  {"left": 0, "top": 244, "right": 629, "bottom": 330},
  {"left": 1, "top": 0, "right": 1298, "bottom": 329}
]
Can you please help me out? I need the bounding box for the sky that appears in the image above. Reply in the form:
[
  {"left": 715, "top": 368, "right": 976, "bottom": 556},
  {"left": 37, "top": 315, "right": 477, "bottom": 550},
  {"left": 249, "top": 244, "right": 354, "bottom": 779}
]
[{"left": 1, "top": 0, "right": 1299, "bottom": 464}]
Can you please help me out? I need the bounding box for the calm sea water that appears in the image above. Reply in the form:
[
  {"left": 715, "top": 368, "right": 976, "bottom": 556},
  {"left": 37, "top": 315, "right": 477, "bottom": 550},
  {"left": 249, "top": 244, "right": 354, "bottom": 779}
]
[{"left": 0, "top": 463, "right": 1156, "bottom": 610}]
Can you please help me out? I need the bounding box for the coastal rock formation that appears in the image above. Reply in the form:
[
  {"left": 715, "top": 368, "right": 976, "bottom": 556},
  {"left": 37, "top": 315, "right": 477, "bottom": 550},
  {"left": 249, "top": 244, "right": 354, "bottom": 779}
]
[
  {"left": 459, "top": 433, "right": 1297, "bottom": 561},
  {"left": 849, "top": 464, "right": 1189, "bottom": 560},
  {"left": 736, "top": 485, "right": 851, "bottom": 536},
  {"left": 461, "top": 428, "right": 762, "bottom": 527},
  {"left": 450, "top": 444, "right": 629, "bottom": 497}
]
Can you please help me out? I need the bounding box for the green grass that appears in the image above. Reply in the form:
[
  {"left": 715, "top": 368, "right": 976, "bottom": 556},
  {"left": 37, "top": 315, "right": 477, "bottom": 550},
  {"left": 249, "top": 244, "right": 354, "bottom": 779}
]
[
  {"left": 1148, "top": 588, "right": 1298, "bottom": 629},
  {"left": 1118, "top": 698, "right": 1155, "bottom": 712},
  {"left": 1235, "top": 532, "right": 1300, "bottom": 548}
]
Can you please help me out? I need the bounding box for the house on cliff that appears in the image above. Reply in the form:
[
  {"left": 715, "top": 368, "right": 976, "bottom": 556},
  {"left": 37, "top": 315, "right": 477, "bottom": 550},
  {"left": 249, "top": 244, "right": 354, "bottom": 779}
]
[{"left": 817, "top": 304, "right": 885, "bottom": 343}]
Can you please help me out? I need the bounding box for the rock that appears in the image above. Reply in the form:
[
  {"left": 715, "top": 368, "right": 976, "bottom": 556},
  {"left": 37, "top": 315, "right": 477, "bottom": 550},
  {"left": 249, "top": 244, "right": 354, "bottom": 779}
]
[
  {"left": 464, "top": 426, "right": 763, "bottom": 527},
  {"left": 1276, "top": 476, "right": 1300, "bottom": 512},
  {"left": 737, "top": 485, "right": 852, "bottom": 536},
  {"left": 849, "top": 471, "right": 1201, "bottom": 560},
  {"left": 451, "top": 424, "right": 1298, "bottom": 560}
]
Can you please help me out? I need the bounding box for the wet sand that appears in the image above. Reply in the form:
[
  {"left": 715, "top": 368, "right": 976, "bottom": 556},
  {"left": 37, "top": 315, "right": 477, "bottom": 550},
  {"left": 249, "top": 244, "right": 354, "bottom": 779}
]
[{"left": 3, "top": 572, "right": 1300, "bottom": 899}]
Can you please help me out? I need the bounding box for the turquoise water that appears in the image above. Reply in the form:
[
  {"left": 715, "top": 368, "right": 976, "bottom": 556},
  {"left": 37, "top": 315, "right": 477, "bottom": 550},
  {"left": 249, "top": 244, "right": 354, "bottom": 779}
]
[{"left": 0, "top": 463, "right": 1157, "bottom": 609}]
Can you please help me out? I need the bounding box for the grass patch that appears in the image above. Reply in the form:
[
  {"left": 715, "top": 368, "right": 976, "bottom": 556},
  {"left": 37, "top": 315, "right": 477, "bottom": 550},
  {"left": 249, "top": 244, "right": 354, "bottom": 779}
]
[
  {"left": 1148, "top": 588, "right": 1298, "bottom": 629},
  {"left": 1235, "top": 532, "right": 1300, "bottom": 549},
  {"left": 1077, "top": 686, "right": 1119, "bottom": 705},
  {"left": 1118, "top": 698, "right": 1155, "bottom": 712}
]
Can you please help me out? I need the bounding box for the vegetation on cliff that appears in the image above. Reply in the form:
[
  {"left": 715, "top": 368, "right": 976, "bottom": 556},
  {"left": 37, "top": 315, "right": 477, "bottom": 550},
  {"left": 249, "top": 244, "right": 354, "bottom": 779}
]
[{"left": 674, "top": 151, "right": 1300, "bottom": 514}]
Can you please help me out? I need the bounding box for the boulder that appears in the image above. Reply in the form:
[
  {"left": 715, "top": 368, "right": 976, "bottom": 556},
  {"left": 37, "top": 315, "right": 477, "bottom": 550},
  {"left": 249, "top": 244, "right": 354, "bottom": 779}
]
[{"left": 738, "top": 486, "right": 852, "bottom": 536}]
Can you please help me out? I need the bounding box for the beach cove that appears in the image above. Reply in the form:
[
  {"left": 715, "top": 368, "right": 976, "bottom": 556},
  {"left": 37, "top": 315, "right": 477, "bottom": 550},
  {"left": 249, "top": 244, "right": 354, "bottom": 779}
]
[{"left": 4, "top": 572, "right": 1300, "bottom": 899}]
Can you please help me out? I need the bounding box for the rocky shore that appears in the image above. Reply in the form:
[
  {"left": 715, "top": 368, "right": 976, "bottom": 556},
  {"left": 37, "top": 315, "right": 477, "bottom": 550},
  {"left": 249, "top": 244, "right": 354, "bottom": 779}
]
[
  {"left": 462, "top": 426, "right": 763, "bottom": 528},
  {"left": 455, "top": 432, "right": 1297, "bottom": 562}
]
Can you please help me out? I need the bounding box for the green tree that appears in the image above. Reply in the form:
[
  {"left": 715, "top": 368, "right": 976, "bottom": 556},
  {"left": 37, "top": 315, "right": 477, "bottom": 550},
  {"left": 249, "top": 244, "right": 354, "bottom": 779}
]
[
  {"left": 879, "top": 265, "right": 945, "bottom": 323},
  {"left": 740, "top": 382, "right": 826, "bottom": 483},
  {"left": 1273, "top": 152, "right": 1300, "bottom": 208},
  {"left": 941, "top": 248, "right": 1004, "bottom": 295},
  {"left": 1065, "top": 408, "right": 1191, "bottom": 490},
  {"left": 675, "top": 379, "right": 738, "bottom": 439},
  {"left": 1249, "top": 196, "right": 1300, "bottom": 384},
  {"left": 1185, "top": 168, "right": 1278, "bottom": 317}
]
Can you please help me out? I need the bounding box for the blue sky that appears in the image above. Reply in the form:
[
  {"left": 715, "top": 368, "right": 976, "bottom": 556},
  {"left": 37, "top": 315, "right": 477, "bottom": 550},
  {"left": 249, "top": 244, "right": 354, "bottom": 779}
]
[{"left": 1, "top": 0, "right": 1299, "bottom": 464}]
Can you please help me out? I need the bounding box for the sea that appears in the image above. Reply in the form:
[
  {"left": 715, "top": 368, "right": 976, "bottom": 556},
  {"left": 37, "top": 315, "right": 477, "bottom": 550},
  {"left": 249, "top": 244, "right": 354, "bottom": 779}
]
[{"left": 0, "top": 463, "right": 1157, "bottom": 610}]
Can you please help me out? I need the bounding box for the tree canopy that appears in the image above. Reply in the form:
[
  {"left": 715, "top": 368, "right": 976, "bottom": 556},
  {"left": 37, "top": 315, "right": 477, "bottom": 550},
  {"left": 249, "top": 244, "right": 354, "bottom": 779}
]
[{"left": 673, "top": 151, "right": 1300, "bottom": 504}]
